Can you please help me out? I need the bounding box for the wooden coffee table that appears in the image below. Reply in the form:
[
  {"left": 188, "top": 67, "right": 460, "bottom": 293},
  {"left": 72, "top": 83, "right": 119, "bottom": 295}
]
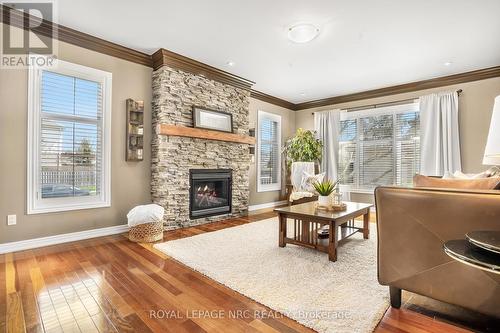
[{"left": 274, "top": 201, "right": 373, "bottom": 262}]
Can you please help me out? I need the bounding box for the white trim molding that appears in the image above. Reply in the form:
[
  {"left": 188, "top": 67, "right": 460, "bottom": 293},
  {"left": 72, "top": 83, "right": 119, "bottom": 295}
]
[
  {"left": 248, "top": 200, "right": 287, "bottom": 212},
  {"left": 0, "top": 224, "right": 129, "bottom": 254}
]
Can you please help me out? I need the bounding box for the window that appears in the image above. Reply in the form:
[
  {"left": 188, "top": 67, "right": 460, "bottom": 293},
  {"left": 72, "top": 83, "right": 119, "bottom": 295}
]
[
  {"left": 338, "top": 103, "right": 420, "bottom": 191},
  {"left": 257, "top": 111, "right": 281, "bottom": 192},
  {"left": 28, "top": 59, "right": 112, "bottom": 214}
]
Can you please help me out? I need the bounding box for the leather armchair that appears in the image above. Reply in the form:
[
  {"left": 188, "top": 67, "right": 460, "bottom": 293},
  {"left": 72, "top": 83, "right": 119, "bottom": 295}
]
[{"left": 375, "top": 186, "right": 500, "bottom": 318}]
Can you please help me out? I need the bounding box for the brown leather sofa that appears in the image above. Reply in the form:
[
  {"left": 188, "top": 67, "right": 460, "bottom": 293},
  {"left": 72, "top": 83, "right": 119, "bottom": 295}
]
[{"left": 375, "top": 186, "right": 500, "bottom": 318}]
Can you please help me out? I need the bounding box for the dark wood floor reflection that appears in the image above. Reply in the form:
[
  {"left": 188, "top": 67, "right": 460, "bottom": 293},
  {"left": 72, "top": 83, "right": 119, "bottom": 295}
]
[{"left": 1, "top": 210, "right": 497, "bottom": 332}]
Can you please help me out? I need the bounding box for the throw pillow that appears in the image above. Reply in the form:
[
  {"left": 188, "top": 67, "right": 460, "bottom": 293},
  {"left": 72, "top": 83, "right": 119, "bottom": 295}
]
[
  {"left": 413, "top": 174, "right": 500, "bottom": 190},
  {"left": 291, "top": 162, "right": 315, "bottom": 191},
  {"left": 443, "top": 170, "right": 491, "bottom": 179},
  {"left": 453, "top": 170, "right": 490, "bottom": 179},
  {"left": 301, "top": 171, "right": 325, "bottom": 194}
]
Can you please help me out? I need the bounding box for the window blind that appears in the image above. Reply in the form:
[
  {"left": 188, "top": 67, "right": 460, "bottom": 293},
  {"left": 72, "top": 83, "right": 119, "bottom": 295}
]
[
  {"left": 338, "top": 119, "right": 357, "bottom": 185},
  {"left": 359, "top": 114, "right": 394, "bottom": 187},
  {"left": 40, "top": 70, "right": 103, "bottom": 199},
  {"left": 338, "top": 103, "right": 420, "bottom": 190},
  {"left": 259, "top": 117, "right": 279, "bottom": 186},
  {"left": 395, "top": 112, "right": 420, "bottom": 186}
]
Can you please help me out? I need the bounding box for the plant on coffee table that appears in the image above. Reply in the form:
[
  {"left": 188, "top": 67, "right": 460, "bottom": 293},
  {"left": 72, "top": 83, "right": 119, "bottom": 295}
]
[{"left": 313, "top": 179, "right": 339, "bottom": 206}]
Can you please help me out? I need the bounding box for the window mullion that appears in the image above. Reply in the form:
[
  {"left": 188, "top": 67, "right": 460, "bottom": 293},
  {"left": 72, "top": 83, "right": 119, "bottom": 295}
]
[
  {"left": 72, "top": 77, "right": 76, "bottom": 197},
  {"left": 40, "top": 112, "right": 100, "bottom": 125},
  {"left": 392, "top": 112, "right": 397, "bottom": 186},
  {"left": 355, "top": 118, "right": 360, "bottom": 189}
]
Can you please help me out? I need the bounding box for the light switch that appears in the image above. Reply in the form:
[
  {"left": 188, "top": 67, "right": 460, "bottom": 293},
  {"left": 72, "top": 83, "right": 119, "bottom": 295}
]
[{"left": 7, "top": 215, "right": 16, "bottom": 226}]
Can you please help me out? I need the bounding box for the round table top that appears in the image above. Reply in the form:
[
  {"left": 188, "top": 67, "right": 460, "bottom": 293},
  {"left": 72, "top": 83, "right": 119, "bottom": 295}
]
[
  {"left": 444, "top": 239, "right": 500, "bottom": 274},
  {"left": 466, "top": 231, "right": 500, "bottom": 254}
]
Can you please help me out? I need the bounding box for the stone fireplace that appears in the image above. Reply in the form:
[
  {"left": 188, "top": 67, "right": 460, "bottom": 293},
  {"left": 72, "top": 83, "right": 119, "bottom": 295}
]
[{"left": 151, "top": 59, "right": 253, "bottom": 230}]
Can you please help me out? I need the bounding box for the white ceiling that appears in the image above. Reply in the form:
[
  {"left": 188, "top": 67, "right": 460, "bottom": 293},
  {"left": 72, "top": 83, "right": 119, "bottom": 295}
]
[{"left": 57, "top": 0, "right": 500, "bottom": 104}]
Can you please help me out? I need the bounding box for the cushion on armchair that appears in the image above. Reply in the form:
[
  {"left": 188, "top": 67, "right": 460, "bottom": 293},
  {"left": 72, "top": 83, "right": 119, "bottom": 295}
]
[
  {"left": 289, "top": 191, "right": 315, "bottom": 202},
  {"left": 300, "top": 171, "right": 325, "bottom": 193},
  {"left": 289, "top": 171, "right": 326, "bottom": 202}
]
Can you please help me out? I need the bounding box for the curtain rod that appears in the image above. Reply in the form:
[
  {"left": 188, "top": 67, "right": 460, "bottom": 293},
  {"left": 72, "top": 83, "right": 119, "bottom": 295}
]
[{"left": 311, "top": 89, "right": 463, "bottom": 115}]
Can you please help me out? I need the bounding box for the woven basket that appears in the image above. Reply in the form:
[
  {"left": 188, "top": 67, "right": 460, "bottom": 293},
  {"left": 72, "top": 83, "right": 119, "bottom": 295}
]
[{"left": 129, "top": 221, "right": 164, "bottom": 243}]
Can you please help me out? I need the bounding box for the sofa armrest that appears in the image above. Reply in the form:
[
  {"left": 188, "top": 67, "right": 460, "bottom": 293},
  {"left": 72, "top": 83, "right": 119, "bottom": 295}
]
[
  {"left": 375, "top": 186, "right": 500, "bottom": 317},
  {"left": 375, "top": 186, "right": 500, "bottom": 285}
]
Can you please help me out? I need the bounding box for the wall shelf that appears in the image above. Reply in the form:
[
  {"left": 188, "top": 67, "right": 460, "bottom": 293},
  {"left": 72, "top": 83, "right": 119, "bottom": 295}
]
[
  {"left": 157, "top": 124, "right": 256, "bottom": 145},
  {"left": 126, "top": 99, "right": 144, "bottom": 161}
]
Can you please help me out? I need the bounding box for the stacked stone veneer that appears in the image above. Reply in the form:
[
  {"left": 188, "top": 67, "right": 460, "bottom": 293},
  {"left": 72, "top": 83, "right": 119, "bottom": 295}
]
[{"left": 151, "top": 65, "right": 251, "bottom": 229}]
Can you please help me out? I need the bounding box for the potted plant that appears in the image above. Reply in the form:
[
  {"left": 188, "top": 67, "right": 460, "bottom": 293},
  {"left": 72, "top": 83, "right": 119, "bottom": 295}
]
[
  {"left": 283, "top": 128, "right": 323, "bottom": 167},
  {"left": 282, "top": 128, "right": 323, "bottom": 188},
  {"left": 313, "top": 179, "right": 339, "bottom": 206}
]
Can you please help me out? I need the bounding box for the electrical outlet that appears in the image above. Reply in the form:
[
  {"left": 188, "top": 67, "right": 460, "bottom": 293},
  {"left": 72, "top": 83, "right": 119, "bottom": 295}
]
[{"left": 7, "top": 215, "right": 16, "bottom": 226}]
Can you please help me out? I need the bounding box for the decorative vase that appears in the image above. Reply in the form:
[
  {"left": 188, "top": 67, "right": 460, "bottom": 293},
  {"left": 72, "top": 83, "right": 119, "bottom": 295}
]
[
  {"left": 318, "top": 195, "right": 330, "bottom": 207},
  {"left": 332, "top": 189, "right": 342, "bottom": 206}
]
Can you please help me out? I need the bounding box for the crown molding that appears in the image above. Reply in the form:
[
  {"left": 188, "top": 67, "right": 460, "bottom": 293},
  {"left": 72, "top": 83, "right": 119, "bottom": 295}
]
[
  {"left": 3, "top": 5, "right": 500, "bottom": 110},
  {"left": 249, "top": 90, "right": 295, "bottom": 109},
  {"left": 152, "top": 48, "right": 255, "bottom": 91},
  {"left": 1, "top": 4, "right": 152, "bottom": 67},
  {"left": 294, "top": 66, "right": 500, "bottom": 110}
]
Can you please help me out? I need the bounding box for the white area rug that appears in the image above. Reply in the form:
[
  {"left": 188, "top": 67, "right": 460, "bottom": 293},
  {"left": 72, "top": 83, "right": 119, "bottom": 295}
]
[{"left": 154, "top": 218, "right": 389, "bottom": 333}]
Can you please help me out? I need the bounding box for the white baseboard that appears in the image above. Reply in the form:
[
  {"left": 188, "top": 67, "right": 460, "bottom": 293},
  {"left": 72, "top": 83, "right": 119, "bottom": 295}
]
[
  {"left": 248, "top": 200, "right": 288, "bottom": 212},
  {"left": 0, "top": 224, "right": 129, "bottom": 254}
]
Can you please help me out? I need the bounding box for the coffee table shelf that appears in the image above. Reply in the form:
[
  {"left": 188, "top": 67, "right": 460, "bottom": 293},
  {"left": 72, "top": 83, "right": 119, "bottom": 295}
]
[{"left": 275, "top": 201, "right": 372, "bottom": 262}]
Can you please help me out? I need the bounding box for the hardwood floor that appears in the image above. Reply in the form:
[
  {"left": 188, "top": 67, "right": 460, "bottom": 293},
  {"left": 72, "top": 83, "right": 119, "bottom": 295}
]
[{"left": 0, "top": 210, "right": 497, "bottom": 333}]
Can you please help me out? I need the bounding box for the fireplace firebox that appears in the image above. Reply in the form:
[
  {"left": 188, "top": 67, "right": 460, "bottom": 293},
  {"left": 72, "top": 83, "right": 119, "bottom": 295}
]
[{"left": 189, "top": 169, "right": 232, "bottom": 219}]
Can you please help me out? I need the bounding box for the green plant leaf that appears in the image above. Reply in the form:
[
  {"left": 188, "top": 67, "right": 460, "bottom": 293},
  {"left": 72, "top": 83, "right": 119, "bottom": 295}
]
[
  {"left": 312, "top": 179, "right": 339, "bottom": 196},
  {"left": 283, "top": 128, "right": 323, "bottom": 166}
]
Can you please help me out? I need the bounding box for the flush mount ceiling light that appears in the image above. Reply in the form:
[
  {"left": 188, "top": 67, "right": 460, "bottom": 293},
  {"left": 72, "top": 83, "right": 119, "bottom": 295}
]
[
  {"left": 226, "top": 61, "right": 235, "bottom": 67},
  {"left": 287, "top": 23, "right": 320, "bottom": 43},
  {"left": 444, "top": 61, "right": 453, "bottom": 66}
]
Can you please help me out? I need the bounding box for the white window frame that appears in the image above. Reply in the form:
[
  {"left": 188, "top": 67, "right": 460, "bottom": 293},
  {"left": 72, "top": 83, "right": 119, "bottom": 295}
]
[
  {"left": 339, "top": 102, "right": 419, "bottom": 192},
  {"left": 257, "top": 110, "right": 282, "bottom": 192},
  {"left": 27, "top": 59, "right": 112, "bottom": 214}
]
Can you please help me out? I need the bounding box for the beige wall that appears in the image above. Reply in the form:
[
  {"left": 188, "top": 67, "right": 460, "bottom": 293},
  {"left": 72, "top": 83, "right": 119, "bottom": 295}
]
[
  {"left": 0, "top": 26, "right": 152, "bottom": 243},
  {"left": 248, "top": 98, "right": 295, "bottom": 206},
  {"left": 295, "top": 77, "right": 500, "bottom": 174},
  {"left": 2, "top": 23, "right": 498, "bottom": 239}
]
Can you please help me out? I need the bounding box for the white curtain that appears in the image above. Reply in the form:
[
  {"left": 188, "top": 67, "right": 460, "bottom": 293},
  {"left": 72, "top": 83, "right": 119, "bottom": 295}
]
[
  {"left": 314, "top": 110, "right": 341, "bottom": 181},
  {"left": 419, "top": 91, "right": 462, "bottom": 176}
]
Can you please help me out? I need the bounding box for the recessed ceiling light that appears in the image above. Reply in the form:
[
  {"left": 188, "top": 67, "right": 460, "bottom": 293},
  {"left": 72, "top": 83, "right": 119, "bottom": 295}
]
[
  {"left": 287, "top": 23, "right": 320, "bottom": 43},
  {"left": 444, "top": 61, "right": 453, "bottom": 66},
  {"left": 226, "top": 61, "right": 235, "bottom": 67},
  {"left": 300, "top": 92, "right": 306, "bottom": 96}
]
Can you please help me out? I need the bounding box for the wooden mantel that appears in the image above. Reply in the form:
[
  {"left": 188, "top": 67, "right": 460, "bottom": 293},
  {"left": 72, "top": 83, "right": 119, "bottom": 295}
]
[{"left": 157, "top": 124, "right": 256, "bottom": 145}]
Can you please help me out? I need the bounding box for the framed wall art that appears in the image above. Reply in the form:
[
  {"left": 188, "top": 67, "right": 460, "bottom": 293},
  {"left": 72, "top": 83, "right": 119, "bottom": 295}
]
[{"left": 192, "top": 106, "right": 233, "bottom": 133}]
